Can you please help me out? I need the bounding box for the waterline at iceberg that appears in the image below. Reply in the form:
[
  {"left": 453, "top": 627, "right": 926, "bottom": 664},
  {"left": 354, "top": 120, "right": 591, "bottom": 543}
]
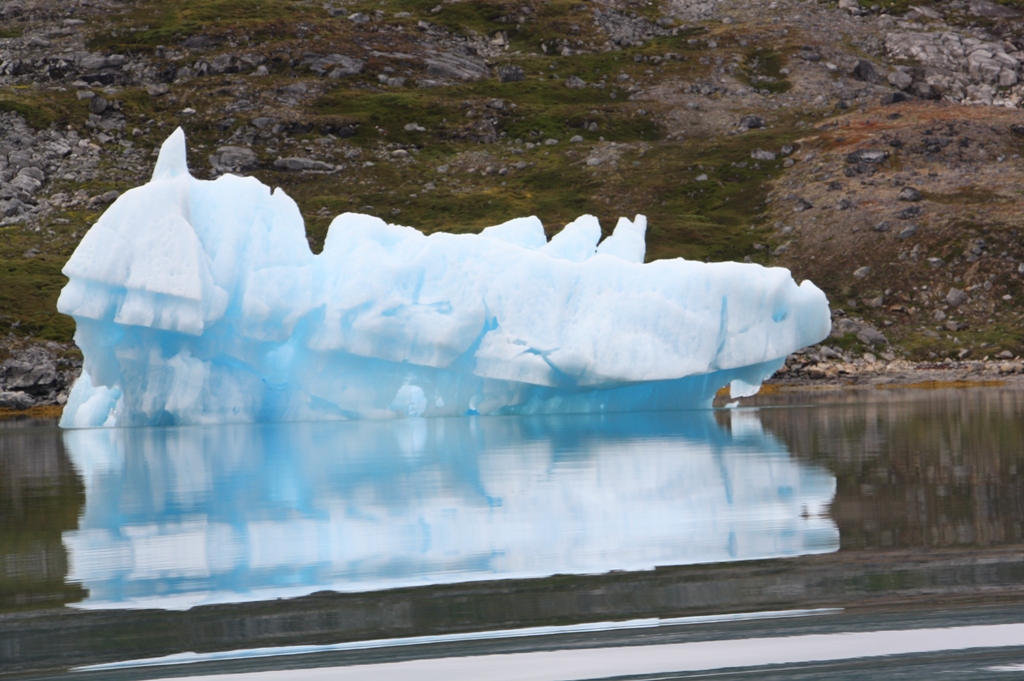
[{"left": 58, "top": 129, "right": 830, "bottom": 427}]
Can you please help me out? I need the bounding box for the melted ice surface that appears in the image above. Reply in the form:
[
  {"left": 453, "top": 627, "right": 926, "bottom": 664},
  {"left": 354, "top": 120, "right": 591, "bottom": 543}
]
[{"left": 58, "top": 129, "right": 830, "bottom": 427}]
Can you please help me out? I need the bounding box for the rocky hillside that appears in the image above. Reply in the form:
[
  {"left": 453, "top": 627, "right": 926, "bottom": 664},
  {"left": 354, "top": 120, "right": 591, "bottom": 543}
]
[{"left": 3, "top": 0, "right": 1024, "bottom": 409}]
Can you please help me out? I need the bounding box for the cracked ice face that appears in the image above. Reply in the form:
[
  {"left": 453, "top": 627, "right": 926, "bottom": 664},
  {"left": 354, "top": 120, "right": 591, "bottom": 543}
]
[{"left": 57, "top": 128, "right": 830, "bottom": 427}]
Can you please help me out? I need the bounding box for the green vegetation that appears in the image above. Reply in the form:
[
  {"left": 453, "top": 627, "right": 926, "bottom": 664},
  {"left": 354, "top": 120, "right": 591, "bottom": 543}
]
[
  {"left": 0, "top": 89, "right": 88, "bottom": 130},
  {"left": 88, "top": 0, "right": 314, "bottom": 52},
  {"left": 738, "top": 48, "right": 792, "bottom": 94},
  {"left": 0, "top": 256, "right": 76, "bottom": 341}
]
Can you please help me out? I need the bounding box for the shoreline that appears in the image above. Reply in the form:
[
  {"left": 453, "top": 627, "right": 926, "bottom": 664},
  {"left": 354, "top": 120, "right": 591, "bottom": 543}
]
[{"left": 5, "top": 360, "right": 1022, "bottom": 422}]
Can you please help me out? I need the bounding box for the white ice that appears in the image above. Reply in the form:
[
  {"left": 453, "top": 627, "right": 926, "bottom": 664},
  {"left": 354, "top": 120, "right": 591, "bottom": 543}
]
[{"left": 57, "top": 129, "right": 830, "bottom": 427}]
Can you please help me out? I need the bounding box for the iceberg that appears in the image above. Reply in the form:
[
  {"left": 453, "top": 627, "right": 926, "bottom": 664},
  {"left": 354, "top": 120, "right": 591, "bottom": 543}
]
[{"left": 57, "top": 129, "right": 830, "bottom": 427}]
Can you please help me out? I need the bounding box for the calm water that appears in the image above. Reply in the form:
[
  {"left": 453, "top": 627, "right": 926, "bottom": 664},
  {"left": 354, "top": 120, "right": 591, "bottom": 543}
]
[{"left": 4, "top": 387, "right": 1024, "bottom": 678}]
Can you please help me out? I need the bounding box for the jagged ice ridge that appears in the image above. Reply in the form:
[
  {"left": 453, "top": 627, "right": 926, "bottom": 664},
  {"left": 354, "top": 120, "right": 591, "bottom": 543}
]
[{"left": 57, "top": 129, "right": 830, "bottom": 427}]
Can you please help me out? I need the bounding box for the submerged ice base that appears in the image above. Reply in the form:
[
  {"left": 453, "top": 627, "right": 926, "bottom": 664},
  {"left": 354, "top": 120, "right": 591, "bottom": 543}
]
[{"left": 58, "top": 129, "right": 830, "bottom": 427}]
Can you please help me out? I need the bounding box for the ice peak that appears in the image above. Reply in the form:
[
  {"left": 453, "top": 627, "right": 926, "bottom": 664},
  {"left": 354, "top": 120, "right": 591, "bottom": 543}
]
[{"left": 152, "top": 127, "right": 189, "bottom": 181}]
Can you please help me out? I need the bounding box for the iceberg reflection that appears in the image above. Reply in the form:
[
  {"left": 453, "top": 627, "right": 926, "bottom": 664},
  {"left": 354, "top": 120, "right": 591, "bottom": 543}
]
[{"left": 63, "top": 411, "right": 837, "bottom": 611}]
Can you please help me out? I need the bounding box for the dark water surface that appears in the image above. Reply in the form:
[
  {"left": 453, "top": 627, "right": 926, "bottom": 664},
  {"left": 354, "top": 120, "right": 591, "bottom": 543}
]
[{"left": 3, "top": 387, "right": 1024, "bottom": 679}]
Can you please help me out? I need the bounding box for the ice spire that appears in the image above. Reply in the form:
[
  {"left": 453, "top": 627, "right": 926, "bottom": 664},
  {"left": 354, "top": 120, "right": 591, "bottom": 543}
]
[{"left": 151, "top": 127, "right": 189, "bottom": 181}]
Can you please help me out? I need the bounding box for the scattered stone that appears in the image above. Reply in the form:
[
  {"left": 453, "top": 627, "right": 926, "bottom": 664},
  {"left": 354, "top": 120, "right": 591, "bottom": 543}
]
[
  {"left": 853, "top": 266, "right": 872, "bottom": 279},
  {"left": 873, "top": 220, "right": 891, "bottom": 233},
  {"left": 751, "top": 149, "right": 777, "bottom": 161},
  {"left": 306, "top": 53, "right": 364, "bottom": 78},
  {"left": 564, "top": 75, "right": 587, "bottom": 89},
  {"left": 881, "top": 91, "right": 912, "bottom": 105},
  {"left": 846, "top": 149, "right": 889, "bottom": 164},
  {"left": 146, "top": 83, "right": 170, "bottom": 97},
  {"left": 273, "top": 157, "right": 333, "bottom": 171},
  {"left": 497, "top": 64, "right": 525, "bottom": 82},
  {"left": 210, "top": 146, "right": 257, "bottom": 173},
  {"left": 87, "top": 190, "right": 120, "bottom": 208},
  {"left": 897, "top": 187, "right": 922, "bottom": 201},
  {"left": 857, "top": 326, "right": 887, "bottom": 346},
  {"left": 888, "top": 70, "right": 913, "bottom": 90},
  {"left": 946, "top": 287, "right": 968, "bottom": 307},
  {"left": 0, "top": 391, "right": 34, "bottom": 410},
  {"left": 88, "top": 95, "right": 108, "bottom": 115},
  {"left": 740, "top": 114, "right": 765, "bottom": 129},
  {"left": 898, "top": 224, "right": 918, "bottom": 239},
  {"left": 852, "top": 59, "right": 879, "bottom": 83}
]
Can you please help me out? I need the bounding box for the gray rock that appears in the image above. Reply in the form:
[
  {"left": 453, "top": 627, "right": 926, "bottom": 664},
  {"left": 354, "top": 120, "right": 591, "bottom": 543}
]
[
  {"left": 857, "top": 326, "right": 887, "bottom": 346},
  {"left": 853, "top": 266, "right": 872, "bottom": 279},
  {"left": 833, "top": 318, "right": 862, "bottom": 335},
  {"left": 739, "top": 114, "right": 765, "bottom": 129},
  {"left": 214, "top": 146, "right": 257, "bottom": 170},
  {"left": 87, "top": 190, "right": 120, "bottom": 208},
  {"left": 564, "top": 75, "right": 587, "bottom": 89},
  {"left": 888, "top": 70, "right": 913, "bottom": 90},
  {"left": 273, "top": 157, "right": 333, "bottom": 171},
  {"left": 498, "top": 64, "right": 525, "bottom": 82},
  {"left": 426, "top": 52, "right": 490, "bottom": 81},
  {"left": 0, "top": 391, "right": 34, "bottom": 410},
  {"left": 969, "top": 0, "right": 1021, "bottom": 17},
  {"left": 852, "top": 59, "right": 879, "bottom": 83},
  {"left": 897, "top": 206, "right": 921, "bottom": 219},
  {"left": 3, "top": 359, "right": 57, "bottom": 394},
  {"left": 307, "top": 53, "right": 364, "bottom": 78},
  {"left": 897, "top": 187, "right": 922, "bottom": 201},
  {"left": 79, "top": 54, "right": 110, "bottom": 71},
  {"left": 9, "top": 173, "right": 41, "bottom": 194},
  {"left": 846, "top": 149, "right": 889, "bottom": 164},
  {"left": 146, "top": 83, "right": 170, "bottom": 97},
  {"left": 17, "top": 166, "right": 44, "bottom": 182},
  {"left": 873, "top": 220, "right": 891, "bottom": 233},
  {"left": 750, "top": 149, "right": 777, "bottom": 161},
  {"left": 945, "top": 319, "right": 968, "bottom": 331},
  {"left": 946, "top": 287, "right": 968, "bottom": 307},
  {"left": 88, "top": 95, "right": 108, "bottom": 115}
]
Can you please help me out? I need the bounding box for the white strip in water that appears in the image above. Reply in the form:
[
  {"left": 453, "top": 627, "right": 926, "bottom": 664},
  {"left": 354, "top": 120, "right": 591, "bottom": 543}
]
[
  {"left": 75, "top": 608, "right": 840, "bottom": 672},
  {"left": 139, "top": 622, "right": 1024, "bottom": 681}
]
